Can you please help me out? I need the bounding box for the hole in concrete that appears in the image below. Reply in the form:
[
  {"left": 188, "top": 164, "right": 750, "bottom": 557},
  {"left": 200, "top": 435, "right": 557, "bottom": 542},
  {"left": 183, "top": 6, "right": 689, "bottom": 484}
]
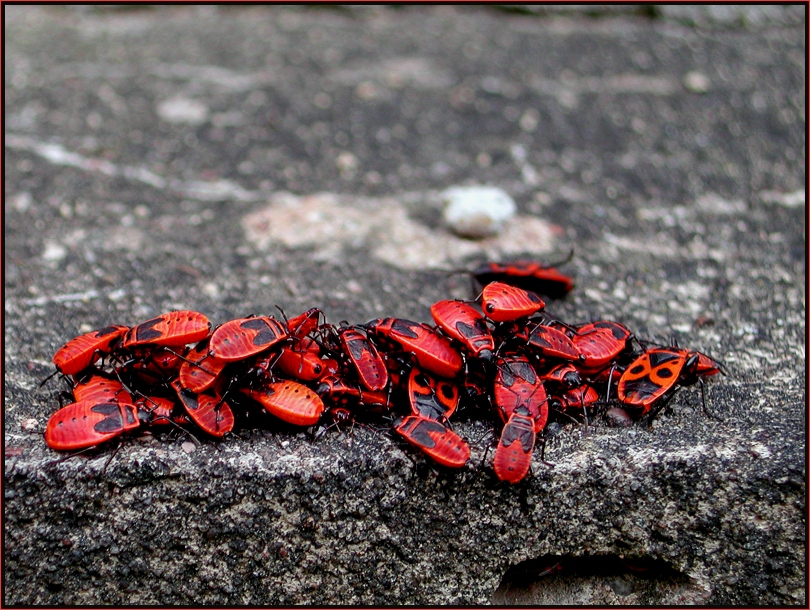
[
  {"left": 491, "top": 554, "right": 708, "bottom": 605},
  {"left": 45, "top": 580, "right": 64, "bottom": 593}
]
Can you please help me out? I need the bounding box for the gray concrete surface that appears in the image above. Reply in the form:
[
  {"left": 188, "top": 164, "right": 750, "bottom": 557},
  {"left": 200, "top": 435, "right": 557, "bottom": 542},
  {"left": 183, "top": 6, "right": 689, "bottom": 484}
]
[{"left": 4, "top": 5, "right": 806, "bottom": 605}]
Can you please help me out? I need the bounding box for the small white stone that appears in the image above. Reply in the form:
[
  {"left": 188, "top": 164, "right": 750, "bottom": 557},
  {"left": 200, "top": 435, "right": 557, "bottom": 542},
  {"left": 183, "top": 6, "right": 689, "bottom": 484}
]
[
  {"left": 42, "top": 241, "right": 67, "bottom": 262},
  {"left": 107, "top": 288, "right": 127, "bottom": 302},
  {"left": 519, "top": 108, "right": 540, "bottom": 133},
  {"left": 181, "top": 441, "right": 196, "bottom": 454},
  {"left": 133, "top": 204, "right": 150, "bottom": 218},
  {"left": 335, "top": 151, "right": 358, "bottom": 172},
  {"left": 683, "top": 71, "right": 711, "bottom": 93},
  {"left": 202, "top": 282, "right": 220, "bottom": 298},
  {"left": 21, "top": 418, "right": 39, "bottom": 432},
  {"left": 441, "top": 186, "right": 517, "bottom": 239},
  {"left": 11, "top": 192, "right": 32, "bottom": 212},
  {"left": 156, "top": 97, "right": 209, "bottom": 125}
]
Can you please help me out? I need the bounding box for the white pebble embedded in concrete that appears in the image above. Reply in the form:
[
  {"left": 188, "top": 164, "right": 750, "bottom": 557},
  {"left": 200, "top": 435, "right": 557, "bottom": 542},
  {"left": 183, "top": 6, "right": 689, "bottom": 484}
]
[
  {"left": 42, "top": 241, "right": 67, "bottom": 262},
  {"left": 683, "top": 71, "right": 711, "bottom": 93},
  {"left": 156, "top": 97, "right": 209, "bottom": 125},
  {"left": 441, "top": 185, "right": 517, "bottom": 239},
  {"left": 20, "top": 418, "right": 39, "bottom": 432}
]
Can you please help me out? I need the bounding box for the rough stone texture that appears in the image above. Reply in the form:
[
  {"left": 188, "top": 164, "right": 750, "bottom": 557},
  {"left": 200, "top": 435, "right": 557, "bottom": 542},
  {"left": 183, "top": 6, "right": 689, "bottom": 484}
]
[{"left": 4, "top": 5, "right": 806, "bottom": 605}]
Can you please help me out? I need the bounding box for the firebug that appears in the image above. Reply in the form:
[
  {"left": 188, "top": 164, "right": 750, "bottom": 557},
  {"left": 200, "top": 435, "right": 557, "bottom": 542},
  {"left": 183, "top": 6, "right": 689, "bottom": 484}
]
[
  {"left": 45, "top": 399, "right": 140, "bottom": 451},
  {"left": 393, "top": 415, "right": 470, "bottom": 468},
  {"left": 430, "top": 300, "right": 495, "bottom": 361},
  {"left": 171, "top": 379, "right": 234, "bottom": 437},
  {"left": 472, "top": 259, "right": 574, "bottom": 299},
  {"left": 209, "top": 316, "right": 288, "bottom": 362},
  {"left": 52, "top": 325, "right": 130, "bottom": 376},
  {"left": 241, "top": 380, "right": 325, "bottom": 426},
  {"left": 493, "top": 406, "right": 536, "bottom": 484},
  {"left": 364, "top": 318, "right": 463, "bottom": 379},
  {"left": 480, "top": 282, "right": 545, "bottom": 322},
  {"left": 123, "top": 310, "right": 210, "bottom": 348}
]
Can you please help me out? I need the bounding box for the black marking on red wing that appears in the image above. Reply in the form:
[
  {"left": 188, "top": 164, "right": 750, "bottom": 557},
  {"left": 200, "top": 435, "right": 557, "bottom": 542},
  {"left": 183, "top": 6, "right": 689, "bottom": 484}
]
[
  {"left": 499, "top": 366, "right": 517, "bottom": 387},
  {"left": 240, "top": 318, "right": 268, "bottom": 331},
  {"left": 474, "top": 317, "right": 490, "bottom": 333},
  {"left": 526, "top": 291, "right": 543, "bottom": 304},
  {"left": 413, "top": 394, "right": 448, "bottom": 420},
  {"left": 391, "top": 318, "right": 420, "bottom": 339},
  {"left": 91, "top": 403, "right": 123, "bottom": 433},
  {"left": 407, "top": 418, "right": 449, "bottom": 448},
  {"left": 415, "top": 373, "right": 431, "bottom": 389},
  {"left": 439, "top": 383, "right": 455, "bottom": 401},
  {"left": 90, "top": 402, "right": 120, "bottom": 416},
  {"left": 623, "top": 377, "right": 669, "bottom": 401},
  {"left": 528, "top": 326, "right": 579, "bottom": 358},
  {"left": 529, "top": 328, "right": 553, "bottom": 348},
  {"left": 240, "top": 318, "right": 282, "bottom": 346},
  {"left": 594, "top": 321, "right": 631, "bottom": 341},
  {"left": 451, "top": 318, "right": 492, "bottom": 353},
  {"left": 124, "top": 406, "right": 137, "bottom": 426},
  {"left": 563, "top": 371, "right": 581, "bottom": 386},
  {"left": 177, "top": 388, "right": 199, "bottom": 410},
  {"left": 346, "top": 337, "right": 368, "bottom": 361},
  {"left": 95, "top": 326, "right": 123, "bottom": 338},
  {"left": 515, "top": 361, "right": 536, "bottom": 384},
  {"left": 503, "top": 360, "right": 536, "bottom": 384},
  {"left": 455, "top": 321, "right": 479, "bottom": 340},
  {"left": 500, "top": 416, "right": 535, "bottom": 452},
  {"left": 648, "top": 349, "right": 683, "bottom": 368},
  {"left": 253, "top": 329, "right": 279, "bottom": 346},
  {"left": 133, "top": 318, "right": 163, "bottom": 342}
]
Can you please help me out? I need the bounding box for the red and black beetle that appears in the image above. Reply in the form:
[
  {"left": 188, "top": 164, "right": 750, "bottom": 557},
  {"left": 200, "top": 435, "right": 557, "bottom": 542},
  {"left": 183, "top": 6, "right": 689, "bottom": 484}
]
[
  {"left": 52, "top": 325, "right": 130, "bottom": 376},
  {"left": 393, "top": 415, "right": 470, "bottom": 468},
  {"left": 123, "top": 310, "right": 210, "bottom": 349},
  {"left": 241, "top": 380, "right": 325, "bottom": 427},
  {"left": 171, "top": 379, "right": 234, "bottom": 438},
  {"left": 480, "top": 282, "right": 545, "bottom": 323},
  {"left": 493, "top": 406, "right": 536, "bottom": 484},
  {"left": 430, "top": 299, "right": 495, "bottom": 362},
  {"left": 364, "top": 318, "right": 463, "bottom": 379},
  {"left": 209, "top": 316, "right": 288, "bottom": 362},
  {"left": 45, "top": 399, "right": 140, "bottom": 451},
  {"left": 472, "top": 259, "right": 574, "bottom": 299}
]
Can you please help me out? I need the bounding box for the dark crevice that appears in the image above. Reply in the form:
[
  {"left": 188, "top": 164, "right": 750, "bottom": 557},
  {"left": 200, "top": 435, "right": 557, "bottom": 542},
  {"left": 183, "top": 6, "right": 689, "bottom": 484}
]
[
  {"left": 493, "top": 553, "right": 695, "bottom": 604},
  {"left": 501, "top": 554, "right": 683, "bottom": 586}
]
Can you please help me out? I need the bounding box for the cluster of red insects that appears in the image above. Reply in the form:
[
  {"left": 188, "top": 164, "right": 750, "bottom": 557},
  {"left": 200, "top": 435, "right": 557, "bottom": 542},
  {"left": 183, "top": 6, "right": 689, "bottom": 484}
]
[{"left": 43, "top": 260, "right": 724, "bottom": 483}]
